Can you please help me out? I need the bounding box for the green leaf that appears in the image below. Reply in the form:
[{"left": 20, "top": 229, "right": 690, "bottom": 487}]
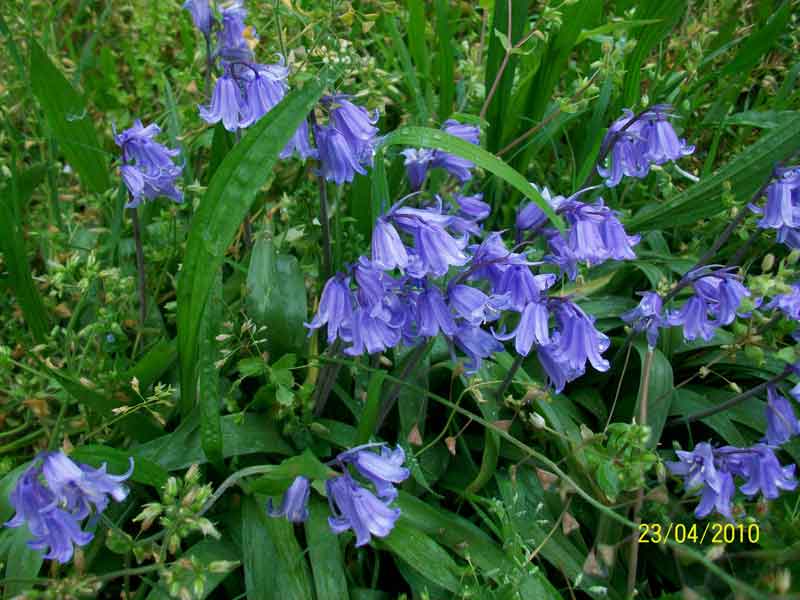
[
  {"left": 0, "top": 464, "right": 29, "bottom": 523},
  {"left": 575, "top": 19, "right": 662, "bottom": 44},
  {"left": 199, "top": 272, "right": 224, "bottom": 466},
  {"left": 0, "top": 165, "right": 49, "bottom": 342},
  {"left": 669, "top": 388, "right": 747, "bottom": 446},
  {"left": 178, "top": 74, "right": 329, "bottom": 416},
  {"left": 633, "top": 343, "right": 673, "bottom": 448},
  {"left": 304, "top": 498, "right": 349, "bottom": 600},
  {"left": 248, "top": 450, "right": 334, "bottom": 495},
  {"left": 356, "top": 370, "right": 385, "bottom": 445},
  {"left": 70, "top": 445, "right": 168, "bottom": 488},
  {"left": 377, "top": 127, "right": 563, "bottom": 229},
  {"left": 717, "top": 1, "right": 791, "bottom": 80},
  {"left": 245, "top": 237, "right": 308, "bottom": 360},
  {"left": 596, "top": 461, "right": 621, "bottom": 501},
  {"left": 28, "top": 40, "right": 110, "bottom": 193},
  {"left": 2, "top": 527, "right": 43, "bottom": 600},
  {"left": 125, "top": 337, "right": 177, "bottom": 391},
  {"left": 242, "top": 496, "right": 313, "bottom": 600},
  {"left": 628, "top": 113, "right": 800, "bottom": 230},
  {"left": 133, "top": 413, "right": 293, "bottom": 470},
  {"left": 379, "top": 520, "right": 462, "bottom": 593},
  {"left": 385, "top": 16, "right": 428, "bottom": 124},
  {"left": 724, "top": 110, "right": 799, "bottom": 129}
]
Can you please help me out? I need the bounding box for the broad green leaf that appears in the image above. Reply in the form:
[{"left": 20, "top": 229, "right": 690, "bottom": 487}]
[
  {"left": 628, "top": 113, "right": 800, "bottom": 230},
  {"left": 246, "top": 237, "right": 308, "bottom": 359},
  {"left": 385, "top": 16, "right": 428, "bottom": 124},
  {"left": 305, "top": 498, "right": 349, "bottom": 600},
  {"left": 633, "top": 343, "right": 673, "bottom": 448},
  {"left": 71, "top": 445, "right": 168, "bottom": 488},
  {"left": 377, "top": 127, "right": 562, "bottom": 229},
  {"left": 199, "top": 271, "right": 224, "bottom": 466},
  {"left": 356, "top": 370, "right": 386, "bottom": 445},
  {"left": 406, "top": 0, "right": 432, "bottom": 117},
  {"left": 717, "top": 1, "right": 791, "bottom": 80},
  {"left": 134, "top": 413, "right": 293, "bottom": 470},
  {"left": 125, "top": 337, "right": 177, "bottom": 391},
  {"left": 248, "top": 450, "right": 334, "bottom": 495},
  {"left": 725, "top": 110, "right": 799, "bottom": 129},
  {"left": 28, "top": 40, "right": 110, "bottom": 193},
  {"left": 178, "top": 74, "right": 329, "bottom": 415},
  {"left": 2, "top": 527, "right": 43, "bottom": 600},
  {"left": 575, "top": 19, "right": 662, "bottom": 43},
  {"left": 669, "top": 388, "right": 747, "bottom": 446},
  {"left": 379, "top": 520, "right": 462, "bottom": 593},
  {"left": 242, "top": 496, "right": 313, "bottom": 600},
  {"left": 0, "top": 165, "right": 49, "bottom": 342}
]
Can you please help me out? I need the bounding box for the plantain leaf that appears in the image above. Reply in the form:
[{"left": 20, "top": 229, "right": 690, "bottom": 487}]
[
  {"left": 377, "top": 127, "right": 563, "bottom": 229},
  {"left": 28, "top": 40, "right": 110, "bottom": 193},
  {"left": 178, "top": 74, "right": 329, "bottom": 416}
]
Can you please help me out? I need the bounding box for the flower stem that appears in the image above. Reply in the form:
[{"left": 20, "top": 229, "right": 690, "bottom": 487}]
[
  {"left": 130, "top": 204, "right": 147, "bottom": 326},
  {"left": 496, "top": 354, "right": 523, "bottom": 401},
  {"left": 667, "top": 365, "right": 793, "bottom": 427},
  {"left": 309, "top": 114, "right": 333, "bottom": 282},
  {"left": 627, "top": 348, "right": 653, "bottom": 599},
  {"left": 375, "top": 341, "right": 432, "bottom": 430},
  {"left": 312, "top": 339, "right": 343, "bottom": 417}
]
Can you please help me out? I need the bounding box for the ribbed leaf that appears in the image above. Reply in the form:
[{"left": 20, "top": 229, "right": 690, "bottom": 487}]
[
  {"left": 377, "top": 127, "right": 563, "bottom": 229},
  {"left": 178, "top": 74, "right": 329, "bottom": 415},
  {"left": 198, "top": 271, "right": 224, "bottom": 466},
  {"left": 28, "top": 40, "right": 110, "bottom": 193},
  {"left": 2, "top": 527, "right": 42, "bottom": 600},
  {"left": 629, "top": 113, "right": 800, "bottom": 230}
]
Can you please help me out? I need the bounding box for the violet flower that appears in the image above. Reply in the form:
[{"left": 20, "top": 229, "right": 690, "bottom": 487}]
[
  {"left": 305, "top": 274, "right": 353, "bottom": 344},
  {"left": 765, "top": 385, "right": 800, "bottom": 446},
  {"left": 183, "top": 0, "right": 214, "bottom": 37},
  {"left": 402, "top": 119, "right": 481, "bottom": 190},
  {"left": 338, "top": 445, "right": 410, "bottom": 500},
  {"left": 267, "top": 476, "right": 311, "bottom": 523},
  {"left": 326, "top": 473, "right": 401, "bottom": 547},
  {"left": 622, "top": 292, "right": 665, "bottom": 348}
]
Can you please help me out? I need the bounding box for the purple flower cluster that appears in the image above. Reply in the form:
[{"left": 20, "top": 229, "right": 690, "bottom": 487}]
[
  {"left": 268, "top": 444, "right": 410, "bottom": 547},
  {"left": 115, "top": 120, "right": 183, "bottom": 208},
  {"left": 186, "top": 1, "right": 380, "bottom": 177},
  {"left": 597, "top": 105, "right": 695, "bottom": 188},
  {"left": 516, "top": 184, "right": 640, "bottom": 279},
  {"left": 751, "top": 166, "right": 800, "bottom": 248},
  {"left": 307, "top": 191, "right": 616, "bottom": 389},
  {"left": 4, "top": 452, "right": 133, "bottom": 563},
  {"left": 402, "top": 120, "right": 481, "bottom": 190},
  {"left": 623, "top": 267, "right": 750, "bottom": 348},
  {"left": 668, "top": 442, "right": 797, "bottom": 520}
]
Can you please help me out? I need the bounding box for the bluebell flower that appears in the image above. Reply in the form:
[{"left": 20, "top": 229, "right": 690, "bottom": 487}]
[
  {"left": 280, "top": 119, "right": 316, "bottom": 160},
  {"left": 536, "top": 337, "right": 582, "bottom": 393},
  {"left": 41, "top": 452, "right": 132, "bottom": 518},
  {"left": 416, "top": 284, "right": 457, "bottom": 337},
  {"left": 766, "top": 284, "right": 800, "bottom": 320},
  {"left": 561, "top": 199, "right": 640, "bottom": 264},
  {"left": 495, "top": 266, "right": 555, "bottom": 312},
  {"left": 765, "top": 385, "right": 800, "bottom": 446},
  {"left": 550, "top": 300, "right": 610, "bottom": 374},
  {"left": 456, "top": 193, "right": 490, "bottom": 222},
  {"left": 734, "top": 445, "right": 798, "bottom": 500},
  {"left": 516, "top": 185, "right": 565, "bottom": 231},
  {"left": 693, "top": 270, "right": 750, "bottom": 326},
  {"left": 494, "top": 301, "right": 551, "bottom": 356},
  {"left": 667, "top": 295, "right": 716, "bottom": 342},
  {"left": 639, "top": 105, "right": 695, "bottom": 165},
  {"left": 326, "top": 95, "right": 379, "bottom": 164},
  {"left": 411, "top": 221, "right": 468, "bottom": 277},
  {"left": 267, "top": 476, "right": 311, "bottom": 523},
  {"left": 241, "top": 60, "right": 289, "bottom": 127},
  {"left": 338, "top": 445, "right": 410, "bottom": 500},
  {"left": 401, "top": 119, "right": 480, "bottom": 189},
  {"left": 5, "top": 453, "right": 132, "bottom": 563},
  {"left": 543, "top": 231, "right": 579, "bottom": 280},
  {"left": 305, "top": 273, "right": 353, "bottom": 343},
  {"left": 448, "top": 285, "right": 507, "bottom": 325},
  {"left": 621, "top": 292, "right": 665, "bottom": 348},
  {"left": 453, "top": 325, "right": 504, "bottom": 373},
  {"left": 183, "top": 0, "right": 213, "bottom": 36},
  {"left": 199, "top": 71, "right": 248, "bottom": 132},
  {"left": 667, "top": 442, "right": 734, "bottom": 520},
  {"left": 401, "top": 149, "right": 435, "bottom": 191},
  {"left": 371, "top": 217, "right": 409, "bottom": 271},
  {"left": 217, "top": 1, "right": 253, "bottom": 61},
  {"left": 114, "top": 120, "right": 183, "bottom": 208},
  {"left": 326, "top": 473, "right": 401, "bottom": 547},
  {"left": 597, "top": 109, "right": 650, "bottom": 188},
  {"left": 343, "top": 305, "right": 402, "bottom": 356},
  {"left": 315, "top": 124, "right": 368, "bottom": 185},
  {"left": 754, "top": 167, "right": 800, "bottom": 245}
]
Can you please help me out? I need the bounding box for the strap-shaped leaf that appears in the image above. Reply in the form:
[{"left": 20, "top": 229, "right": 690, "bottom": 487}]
[{"left": 178, "top": 73, "right": 329, "bottom": 415}]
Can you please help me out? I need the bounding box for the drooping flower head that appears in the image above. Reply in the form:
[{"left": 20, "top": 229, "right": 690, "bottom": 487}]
[
  {"left": 267, "top": 476, "right": 311, "bottom": 523},
  {"left": 4, "top": 452, "right": 133, "bottom": 563},
  {"left": 622, "top": 292, "right": 665, "bottom": 348},
  {"left": 183, "top": 0, "right": 214, "bottom": 37},
  {"left": 115, "top": 120, "right": 183, "bottom": 208},
  {"left": 402, "top": 119, "right": 481, "bottom": 190}
]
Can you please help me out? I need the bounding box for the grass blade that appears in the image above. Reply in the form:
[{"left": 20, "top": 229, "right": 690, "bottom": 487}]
[{"left": 434, "top": 0, "right": 454, "bottom": 121}]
